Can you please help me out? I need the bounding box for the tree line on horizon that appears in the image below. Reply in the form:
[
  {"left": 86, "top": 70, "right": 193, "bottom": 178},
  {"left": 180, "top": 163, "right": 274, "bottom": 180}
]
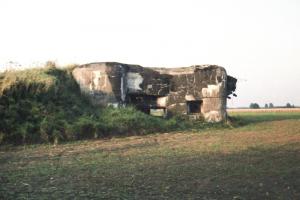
[{"left": 249, "top": 103, "right": 296, "bottom": 109}]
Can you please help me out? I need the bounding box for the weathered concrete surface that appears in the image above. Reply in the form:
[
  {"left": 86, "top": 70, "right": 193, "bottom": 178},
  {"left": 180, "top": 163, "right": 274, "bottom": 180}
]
[{"left": 72, "top": 62, "right": 237, "bottom": 122}]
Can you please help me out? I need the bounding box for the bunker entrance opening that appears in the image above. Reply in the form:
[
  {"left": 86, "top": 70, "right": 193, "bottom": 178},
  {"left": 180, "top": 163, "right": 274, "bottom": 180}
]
[
  {"left": 128, "top": 94, "right": 166, "bottom": 116},
  {"left": 187, "top": 100, "right": 202, "bottom": 114}
]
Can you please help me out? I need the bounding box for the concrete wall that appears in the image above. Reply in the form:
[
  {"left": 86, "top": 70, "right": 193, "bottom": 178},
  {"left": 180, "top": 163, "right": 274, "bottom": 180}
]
[{"left": 72, "top": 62, "right": 235, "bottom": 122}]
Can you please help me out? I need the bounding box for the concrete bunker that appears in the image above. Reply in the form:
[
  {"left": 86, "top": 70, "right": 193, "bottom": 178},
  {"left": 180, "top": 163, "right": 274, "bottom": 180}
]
[{"left": 72, "top": 62, "right": 237, "bottom": 122}]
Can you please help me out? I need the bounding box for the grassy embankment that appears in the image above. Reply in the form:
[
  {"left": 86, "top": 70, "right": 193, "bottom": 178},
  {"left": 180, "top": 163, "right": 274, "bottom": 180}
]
[
  {"left": 1, "top": 111, "right": 300, "bottom": 199},
  {"left": 0, "top": 66, "right": 219, "bottom": 145}
]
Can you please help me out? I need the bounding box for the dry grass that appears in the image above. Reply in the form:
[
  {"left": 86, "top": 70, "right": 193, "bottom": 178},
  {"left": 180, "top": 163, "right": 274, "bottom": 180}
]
[
  {"left": 228, "top": 108, "right": 300, "bottom": 113},
  {"left": 1, "top": 112, "right": 300, "bottom": 199}
]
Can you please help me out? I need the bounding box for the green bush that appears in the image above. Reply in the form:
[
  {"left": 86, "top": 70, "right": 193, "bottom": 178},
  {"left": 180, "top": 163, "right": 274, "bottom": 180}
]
[
  {"left": 96, "top": 106, "right": 175, "bottom": 135},
  {"left": 0, "top": 66, "right": 93, "bottom": 145},
  {"left": 73, "top": 116, "right": 96, "bottom": 139},
  {"left": 40, "top": 116, "right": 71, "bottom": 144}
]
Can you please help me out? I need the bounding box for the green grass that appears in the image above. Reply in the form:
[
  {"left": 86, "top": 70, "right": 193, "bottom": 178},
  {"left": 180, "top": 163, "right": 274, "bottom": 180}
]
[
  {"left": 0, "top": 66, "right": 97, "bottom": 144},
  {"left": 230, "top": 111, "right": 300, "bottom": 123},
  {"left": 1, "top": 112, "right": 300, "bottom": 199}
]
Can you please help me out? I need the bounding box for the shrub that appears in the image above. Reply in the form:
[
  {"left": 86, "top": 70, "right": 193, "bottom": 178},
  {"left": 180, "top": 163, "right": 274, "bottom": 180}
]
[
  {"left": 72, "top": 117, "right": 96, "bottom": 139},
  {"left": 40, "top": 116, "right": 70, "bottom": 144},
  {"left": 97, "top": 106, "right": 169, "bottom": 135},
  {"left": 0, "top": 66, "right": 94, "bottom": 144}
]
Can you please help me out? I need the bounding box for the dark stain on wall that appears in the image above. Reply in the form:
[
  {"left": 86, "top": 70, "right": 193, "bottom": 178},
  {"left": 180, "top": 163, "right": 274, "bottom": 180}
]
[{"left": 72, "top": 62, "right": 237, "bottom": 122}]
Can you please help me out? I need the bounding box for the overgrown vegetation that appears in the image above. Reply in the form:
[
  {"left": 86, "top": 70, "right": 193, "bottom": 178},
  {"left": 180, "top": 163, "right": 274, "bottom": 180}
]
[{"left": 0, "top": 66, "right": 219, "bottom": 145}]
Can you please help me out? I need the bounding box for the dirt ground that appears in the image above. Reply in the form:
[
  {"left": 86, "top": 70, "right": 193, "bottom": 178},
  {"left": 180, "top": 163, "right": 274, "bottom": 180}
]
[{"left": 1, "top": 112, "right": 300, "bottom": 199}]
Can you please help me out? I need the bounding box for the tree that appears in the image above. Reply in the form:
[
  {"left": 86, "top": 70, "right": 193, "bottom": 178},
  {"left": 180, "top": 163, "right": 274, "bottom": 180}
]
[
  {"left": 286, "top": 103, "right": 292, "bottom": 108},
  {"left": 264, "top": 104, "right": 269, "bottom": 108},
  {"left": 250, "top": 103, "right": 260, "bottom": 109},
  {"left": 269, "top": 103, "right": 274, "bottom": 108}
]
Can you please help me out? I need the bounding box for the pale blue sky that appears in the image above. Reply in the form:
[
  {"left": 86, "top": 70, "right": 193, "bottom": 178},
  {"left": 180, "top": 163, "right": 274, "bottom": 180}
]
[{"left": 0, "top": 0, "right": 299, "bottom": 107}]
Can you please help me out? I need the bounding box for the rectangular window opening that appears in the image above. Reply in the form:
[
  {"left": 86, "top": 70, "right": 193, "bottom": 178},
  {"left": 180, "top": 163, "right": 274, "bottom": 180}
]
[{"left": 187, "top": 100, "right": 202, "bottom": 114}]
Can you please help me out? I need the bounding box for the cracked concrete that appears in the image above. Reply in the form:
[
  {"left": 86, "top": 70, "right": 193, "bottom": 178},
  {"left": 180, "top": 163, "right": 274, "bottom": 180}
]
[{"left": 72, "top": 62, "right": 237, "bottom": 122}]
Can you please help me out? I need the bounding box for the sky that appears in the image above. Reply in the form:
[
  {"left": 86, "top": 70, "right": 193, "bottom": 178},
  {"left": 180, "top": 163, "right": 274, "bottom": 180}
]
[{"left": 0, "top": 0, "right": 299, "bottom": 107}]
